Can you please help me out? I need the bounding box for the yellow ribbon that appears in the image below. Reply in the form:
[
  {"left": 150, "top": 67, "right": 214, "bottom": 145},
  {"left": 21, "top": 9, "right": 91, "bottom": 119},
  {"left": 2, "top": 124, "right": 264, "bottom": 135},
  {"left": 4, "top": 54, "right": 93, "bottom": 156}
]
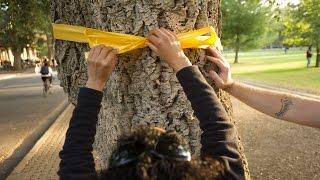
[{"left": 52, "top": 23, "right": 219, "bottom": 54}]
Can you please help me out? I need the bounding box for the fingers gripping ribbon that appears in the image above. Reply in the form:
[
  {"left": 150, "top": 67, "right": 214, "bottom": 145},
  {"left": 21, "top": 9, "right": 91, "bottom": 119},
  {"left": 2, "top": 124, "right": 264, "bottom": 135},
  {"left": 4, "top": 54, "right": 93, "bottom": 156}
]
[{"left": 52, "top": 23, "right": 221, "bottom": 54}]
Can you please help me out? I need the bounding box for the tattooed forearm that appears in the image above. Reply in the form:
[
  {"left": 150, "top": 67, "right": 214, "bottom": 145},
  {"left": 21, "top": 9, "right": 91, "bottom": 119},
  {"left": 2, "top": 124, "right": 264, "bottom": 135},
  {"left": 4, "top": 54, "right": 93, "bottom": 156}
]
[{"left": 275, "top": 97, "right": 293, "bottom": 118}]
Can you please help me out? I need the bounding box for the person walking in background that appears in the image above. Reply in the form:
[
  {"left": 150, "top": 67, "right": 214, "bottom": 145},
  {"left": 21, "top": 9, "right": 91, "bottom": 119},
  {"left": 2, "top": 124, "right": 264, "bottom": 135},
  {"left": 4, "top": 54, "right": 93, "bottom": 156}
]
[
  {"left": 34, "top": 63, "right": 41, "bottom": 74},
  {"left": 284, "top": 46, "right": 289, "bottom": 54},
  {"left": 306, "top": 46, "right": 312, "bottom": 68}
]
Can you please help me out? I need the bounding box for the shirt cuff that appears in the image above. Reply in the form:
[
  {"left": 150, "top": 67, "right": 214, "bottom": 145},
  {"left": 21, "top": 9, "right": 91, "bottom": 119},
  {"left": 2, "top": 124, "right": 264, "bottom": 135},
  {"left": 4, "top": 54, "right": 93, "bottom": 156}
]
[
  {"left": 176, "top": 65, "right": 206, "bottom": 86},
  {"left": 78, "top": 87, "right": 103, "bottom": 106}
]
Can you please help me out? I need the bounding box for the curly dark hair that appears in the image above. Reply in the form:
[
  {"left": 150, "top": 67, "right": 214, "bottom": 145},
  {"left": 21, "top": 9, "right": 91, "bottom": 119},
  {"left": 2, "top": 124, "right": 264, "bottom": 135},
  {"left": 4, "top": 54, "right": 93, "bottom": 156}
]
[{"left": 101, "top": 127, "right": 226, "bottom": 180}]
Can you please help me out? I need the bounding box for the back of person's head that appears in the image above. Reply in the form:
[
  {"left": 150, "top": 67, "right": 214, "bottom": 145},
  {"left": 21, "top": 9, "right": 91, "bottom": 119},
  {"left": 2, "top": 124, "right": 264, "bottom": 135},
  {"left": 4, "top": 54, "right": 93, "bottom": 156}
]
[
  {"left": 102, "top": 127, "right": 225, "bottom": 180},
  {"left": 44, "top": 62, "right": 48, "bottom": 67}
]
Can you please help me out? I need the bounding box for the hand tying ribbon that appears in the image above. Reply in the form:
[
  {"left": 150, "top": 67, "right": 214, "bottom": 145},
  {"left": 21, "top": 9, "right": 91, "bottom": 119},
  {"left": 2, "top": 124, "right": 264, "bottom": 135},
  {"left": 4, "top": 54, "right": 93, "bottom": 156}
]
[{"left": 52, "top": 23, "right": 220, "bottom": 54}]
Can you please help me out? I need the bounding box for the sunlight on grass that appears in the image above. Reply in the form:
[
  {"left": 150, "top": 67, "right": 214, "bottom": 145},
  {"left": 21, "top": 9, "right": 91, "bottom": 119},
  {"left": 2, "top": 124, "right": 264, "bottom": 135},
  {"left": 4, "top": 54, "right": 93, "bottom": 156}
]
[{"left": 224, "top": 49, "right": 320, "bottom": 94}]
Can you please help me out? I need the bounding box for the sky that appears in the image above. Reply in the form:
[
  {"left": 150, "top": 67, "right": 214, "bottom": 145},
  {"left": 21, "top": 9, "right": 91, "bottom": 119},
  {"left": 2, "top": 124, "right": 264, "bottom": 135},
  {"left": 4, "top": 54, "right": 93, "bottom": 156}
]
[
  {"left": 278, "top": 0, "right": 300, "bottom": 7},
  {"left": 261, "top": 0, "right": 301, "bottom": 8}
]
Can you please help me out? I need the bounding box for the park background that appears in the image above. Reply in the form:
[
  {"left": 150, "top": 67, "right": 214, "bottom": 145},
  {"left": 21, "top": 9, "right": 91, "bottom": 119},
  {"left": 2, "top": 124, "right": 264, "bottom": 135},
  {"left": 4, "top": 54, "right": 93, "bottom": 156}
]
[
  {"left": 1, "top": 0, "right": 319, "bottom": 93},
  {"left": 0, "top": 0, "right": 319, "bottom": 179}
]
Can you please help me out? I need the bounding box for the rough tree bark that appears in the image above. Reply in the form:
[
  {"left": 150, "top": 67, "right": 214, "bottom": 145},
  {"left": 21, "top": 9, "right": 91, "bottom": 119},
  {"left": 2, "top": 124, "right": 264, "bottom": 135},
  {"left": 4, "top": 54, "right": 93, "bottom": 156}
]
[{"left": 51, "top": 0, "right": 250, "bottom": 178}]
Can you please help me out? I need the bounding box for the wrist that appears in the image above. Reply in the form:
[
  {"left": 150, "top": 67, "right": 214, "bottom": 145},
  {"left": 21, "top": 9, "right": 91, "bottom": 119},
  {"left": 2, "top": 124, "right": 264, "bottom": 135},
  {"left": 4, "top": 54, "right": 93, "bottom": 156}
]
[
  {"left": 85, "top": 80, "right": 105, "bottom": 92},
  {"left": 172, "top": 55, "right": 192, "bottom": 72},
  {"left": 223, "top": 80, "right": 235, "bottom": 94}
]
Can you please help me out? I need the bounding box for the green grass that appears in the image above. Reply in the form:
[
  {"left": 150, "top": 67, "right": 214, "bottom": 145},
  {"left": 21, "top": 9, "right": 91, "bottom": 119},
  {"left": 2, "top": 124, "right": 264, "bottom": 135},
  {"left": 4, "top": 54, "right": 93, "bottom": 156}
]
[{"left": 224, "top": 49, "right": 320, "bottom": 94}]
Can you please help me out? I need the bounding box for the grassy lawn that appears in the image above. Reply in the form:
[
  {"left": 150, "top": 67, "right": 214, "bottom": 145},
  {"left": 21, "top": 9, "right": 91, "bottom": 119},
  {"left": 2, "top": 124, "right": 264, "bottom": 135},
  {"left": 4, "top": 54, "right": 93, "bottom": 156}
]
[{"left": 224, "top": 49, "right": 320, "bottom": 94}]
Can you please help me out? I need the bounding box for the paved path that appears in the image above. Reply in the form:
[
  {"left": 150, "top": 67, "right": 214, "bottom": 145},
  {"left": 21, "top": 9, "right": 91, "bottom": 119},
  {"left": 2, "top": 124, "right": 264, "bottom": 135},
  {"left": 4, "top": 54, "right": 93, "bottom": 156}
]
[
  {"left": 7, "top": 105, "right": 104, "bottom": 180},
  {"left": 0, "top": 73, "right": 67, "bottom": 177},
  {"left": 7, "top": 105, "right": 74, "bottom": 180},
  {"left": 0, "top": 68, "right": 35, "bottom": 81},
  {"left": 5, "top": 81, "right": 320, "bottom": 180},
  {"left": 0, "top": 71, "right": 58, "bottom": 89}
]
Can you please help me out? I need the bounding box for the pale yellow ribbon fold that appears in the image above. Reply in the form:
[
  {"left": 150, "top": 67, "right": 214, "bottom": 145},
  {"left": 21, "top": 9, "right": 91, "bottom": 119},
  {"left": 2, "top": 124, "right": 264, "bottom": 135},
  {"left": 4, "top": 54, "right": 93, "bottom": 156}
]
[{"left": 52, "top": 23, "right": 219, "bottom": 54}]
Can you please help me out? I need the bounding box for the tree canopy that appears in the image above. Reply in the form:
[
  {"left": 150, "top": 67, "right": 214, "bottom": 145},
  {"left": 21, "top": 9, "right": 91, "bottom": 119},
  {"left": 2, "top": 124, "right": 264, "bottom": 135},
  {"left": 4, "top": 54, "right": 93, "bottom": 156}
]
[
  {"left": 221, "top": 0, "right": 272, "bottom": 63},
  {"left": 0, "top": 0, "right": 50, "bottom": 69},
  {"left": 282, "top": 0, "right": 320, "bottom": 66}
]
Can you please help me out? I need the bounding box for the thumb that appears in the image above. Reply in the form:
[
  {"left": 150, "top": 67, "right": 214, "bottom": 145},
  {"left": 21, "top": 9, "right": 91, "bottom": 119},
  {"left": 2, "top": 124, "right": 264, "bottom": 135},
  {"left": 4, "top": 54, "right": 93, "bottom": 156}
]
[{"left": 209, "top": 70, "right": 224, "bottom": 88}]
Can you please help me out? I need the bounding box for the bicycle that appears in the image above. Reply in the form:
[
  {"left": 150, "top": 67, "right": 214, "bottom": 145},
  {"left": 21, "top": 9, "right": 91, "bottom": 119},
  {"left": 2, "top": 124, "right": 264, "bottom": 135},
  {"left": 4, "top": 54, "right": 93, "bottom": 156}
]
[{"left": 43, "top": 78, "right": 50, "bottom": 97}]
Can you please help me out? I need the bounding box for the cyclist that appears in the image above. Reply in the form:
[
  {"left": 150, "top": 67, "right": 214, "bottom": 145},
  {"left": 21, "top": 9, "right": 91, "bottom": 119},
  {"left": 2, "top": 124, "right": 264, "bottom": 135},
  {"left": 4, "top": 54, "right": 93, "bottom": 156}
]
[{"left": 40, "top": 62, "right": 53, "bottom": 87}]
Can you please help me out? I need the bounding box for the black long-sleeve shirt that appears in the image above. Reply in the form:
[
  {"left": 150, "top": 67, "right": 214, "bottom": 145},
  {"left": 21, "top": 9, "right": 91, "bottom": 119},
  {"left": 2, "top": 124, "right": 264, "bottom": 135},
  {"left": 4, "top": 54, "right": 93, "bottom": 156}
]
[{"left": 58, "top": 66, "right": 245, "bottom": 179}]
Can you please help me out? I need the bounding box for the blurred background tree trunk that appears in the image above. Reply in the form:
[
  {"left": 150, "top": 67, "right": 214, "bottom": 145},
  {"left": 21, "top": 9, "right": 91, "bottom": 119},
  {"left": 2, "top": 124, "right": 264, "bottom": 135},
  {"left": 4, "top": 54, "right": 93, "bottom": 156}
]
[
  {"left": 234, "top": 34, "right": 240, "bottom": 64},
  {"left": 51, "top": 0, "right": 250, "bottom": 178},
  {"left": 12, "top": 46, "right": 22, "bottom": 70},
  {"left": 46, "top": 28, "right": 54, "bottom": 62},
  {"left": 316, "top": 47, "right": 320, "bottom": 67}
]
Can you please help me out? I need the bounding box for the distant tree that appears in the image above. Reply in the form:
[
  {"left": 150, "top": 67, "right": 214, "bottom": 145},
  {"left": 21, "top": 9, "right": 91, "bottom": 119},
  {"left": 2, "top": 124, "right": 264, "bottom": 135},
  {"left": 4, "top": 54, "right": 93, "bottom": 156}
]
[
  {"left": 264, "top": 4, "right": 289, "bottom": 49},
  {"left": 283, "top": 0, "right": 320, "bottom": 67},
  {"left": 261, "top": 18, "right": 282, "bottom": 48},
  {"left": 222, "top": 0, "right": 271, "bottom": 63},
  {"left": 0, "top": 0, "right": 50, "bottom": 70},
  {"left": 36, "top": 0, "right": 53, "bottom": 60},
  {"left": 282, "top": 5, "right": 307, "bottom": 45}
]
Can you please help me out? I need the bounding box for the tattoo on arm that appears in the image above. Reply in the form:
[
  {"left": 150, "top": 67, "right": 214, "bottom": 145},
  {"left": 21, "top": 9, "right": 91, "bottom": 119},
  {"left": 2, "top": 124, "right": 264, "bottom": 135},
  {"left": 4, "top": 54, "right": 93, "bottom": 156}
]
[{"left": 275, "top": 97, "right": 293, "bottom": 118}]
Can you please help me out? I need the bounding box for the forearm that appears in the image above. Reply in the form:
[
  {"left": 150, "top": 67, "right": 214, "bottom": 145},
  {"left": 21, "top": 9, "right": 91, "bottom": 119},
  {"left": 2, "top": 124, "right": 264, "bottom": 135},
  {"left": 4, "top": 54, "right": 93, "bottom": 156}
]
[
  {"left": 59, "top": 87, "right": 103, "bottom": 178},
  {"left": 177, "top": 66, "right": 244, "bottom": 179},
  {"left": 62, "top": 88, "right": 102, "bottom": 152},
  {"left": 176, "top": 66, "right": 237, "bottom": 147},
  {"left": 228, "top": 82, "right": 320, "bottom": 128}
]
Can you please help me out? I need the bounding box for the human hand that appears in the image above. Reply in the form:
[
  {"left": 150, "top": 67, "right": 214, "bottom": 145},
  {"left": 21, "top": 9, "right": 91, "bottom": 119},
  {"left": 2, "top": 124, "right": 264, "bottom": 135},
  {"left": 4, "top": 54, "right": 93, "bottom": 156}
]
[
  {"left": 86, "top": 45, "right": 118, "bottom": 92},
  {"left": 146, "top": 28, "right": 192, "bottom": 72},
  {"left": 206, "top": 46, "right": 234, "bottom": 91}
]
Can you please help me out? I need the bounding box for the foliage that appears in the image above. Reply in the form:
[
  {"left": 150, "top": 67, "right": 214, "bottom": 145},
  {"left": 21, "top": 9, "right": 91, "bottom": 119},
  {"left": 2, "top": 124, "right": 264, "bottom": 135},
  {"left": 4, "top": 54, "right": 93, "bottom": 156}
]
[
  {"left": 282, "top": 0, "right": 320, "bottom": 47},
  {"left": 282, "top": 0, "right": 320, "bottom": 67},
  {"left": 221, "top": 0, "right": 272, "bottom": 63},
  {"left": 260, "top": 18, "right": 282, "bottom": 47},
  {"left": 298, "top": 0, "right": 320, "bottom": 48},
  {"left": 0, "top": 0, "right": 50, "bottom": 69},
  {"left": 0, "top": 0, "right": 41, "bottom": 48},
  {"left": 36, "top": 37, "right": 48, "bottom": 58},
  {"left": 282, "top": 6, "right": 308, "bottom": 46}
]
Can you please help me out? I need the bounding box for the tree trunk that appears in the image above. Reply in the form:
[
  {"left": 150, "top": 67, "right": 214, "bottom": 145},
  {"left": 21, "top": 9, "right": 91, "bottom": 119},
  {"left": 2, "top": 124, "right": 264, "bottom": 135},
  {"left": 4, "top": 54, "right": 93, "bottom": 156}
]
[
  {"left": 46, "top": 24, "right": 54, "bottom": 62},
  {"left": 316, "top": 47, "right": 320, "bottom": 68},
  {"left": 235, "top": 48, "right": 239, "bottom": 64},
  {"left": 51, "top": 0, "right": 250, "bottom": 178},
  {"left": 12, "top": 47, "right": 22, "bottom": 70},
  {"left": 26, "top": 47, "right": 30, "bottom": 59},
  {"left": 6, "top": 49, "right": 10, "bottom": 61},
  {"left": 234, "top": 34, "right": 240, "bottom": 64}
]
